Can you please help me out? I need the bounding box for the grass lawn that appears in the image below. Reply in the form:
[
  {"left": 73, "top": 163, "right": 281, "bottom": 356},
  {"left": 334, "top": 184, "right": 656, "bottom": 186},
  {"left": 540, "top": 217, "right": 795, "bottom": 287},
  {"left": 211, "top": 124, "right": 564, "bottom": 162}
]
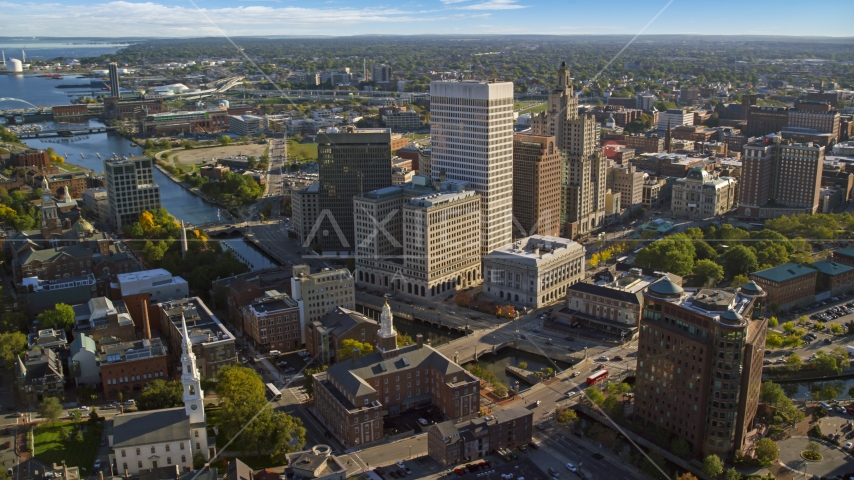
[
  {"left": 59, "top": 162, "right": 88, "bottom": 173},
  {"left": 286, "top": 140, "right": 317, "bottom": 163},
  {"left": 34, "top": 422, "right": 103, "bottom": 471},
  {"left": 519, "top": 103, "right": 547, "bottom": 115}
]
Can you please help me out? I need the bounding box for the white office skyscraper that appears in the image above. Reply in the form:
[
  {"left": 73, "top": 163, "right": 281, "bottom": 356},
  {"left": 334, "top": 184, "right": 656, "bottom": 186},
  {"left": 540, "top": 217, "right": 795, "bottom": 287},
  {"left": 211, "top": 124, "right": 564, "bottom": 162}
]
[{"left": 429, "top": 81, "right": 514, "bottom": 255}]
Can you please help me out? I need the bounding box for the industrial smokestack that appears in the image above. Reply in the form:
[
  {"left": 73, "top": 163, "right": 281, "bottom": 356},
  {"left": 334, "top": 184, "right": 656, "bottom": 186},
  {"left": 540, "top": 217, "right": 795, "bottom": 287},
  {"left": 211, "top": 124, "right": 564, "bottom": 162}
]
[{"left": 141, "top": 297, "right": 152, "bottom": 340}]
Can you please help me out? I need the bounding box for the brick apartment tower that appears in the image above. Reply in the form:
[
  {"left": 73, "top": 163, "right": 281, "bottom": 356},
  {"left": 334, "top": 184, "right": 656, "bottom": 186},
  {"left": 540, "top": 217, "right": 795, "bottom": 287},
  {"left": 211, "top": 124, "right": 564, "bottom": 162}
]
[{"left": 635, "top": 278, "right": 768, "bottom": 458}]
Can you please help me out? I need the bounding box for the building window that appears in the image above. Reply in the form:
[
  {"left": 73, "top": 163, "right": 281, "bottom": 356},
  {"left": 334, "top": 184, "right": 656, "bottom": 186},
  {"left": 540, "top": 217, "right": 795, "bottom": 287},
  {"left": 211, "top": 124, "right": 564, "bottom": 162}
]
[{"left": 121, "top": 450, "right": 126, "bottom": 457}]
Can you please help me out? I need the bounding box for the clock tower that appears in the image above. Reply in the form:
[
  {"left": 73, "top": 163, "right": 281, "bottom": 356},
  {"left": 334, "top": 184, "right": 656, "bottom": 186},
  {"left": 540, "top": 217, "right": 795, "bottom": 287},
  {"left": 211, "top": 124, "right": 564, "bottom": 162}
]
[
  {"left": 180, "top": 311, "right": 205, "bottom": 424},
  {"left": 376, "top": 301, "right": 398, "bottom": 352}
]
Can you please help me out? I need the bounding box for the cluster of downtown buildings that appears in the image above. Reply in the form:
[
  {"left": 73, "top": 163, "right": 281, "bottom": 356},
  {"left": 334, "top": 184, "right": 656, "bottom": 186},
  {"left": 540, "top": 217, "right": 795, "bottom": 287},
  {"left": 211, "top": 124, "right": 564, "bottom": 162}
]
[{"left": 7, "top": 59, "right": 854, "bottom": 475}]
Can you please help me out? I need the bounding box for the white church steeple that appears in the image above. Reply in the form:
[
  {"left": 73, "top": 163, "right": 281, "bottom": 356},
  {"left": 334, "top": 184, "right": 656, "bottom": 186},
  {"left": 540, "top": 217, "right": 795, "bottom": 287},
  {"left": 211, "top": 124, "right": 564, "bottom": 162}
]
[
  {"left": 376, "top": 300, "right": 398, "bottom": 351},
  {"left": 180, "top": 310, "right": 205, "bottom": 424}
]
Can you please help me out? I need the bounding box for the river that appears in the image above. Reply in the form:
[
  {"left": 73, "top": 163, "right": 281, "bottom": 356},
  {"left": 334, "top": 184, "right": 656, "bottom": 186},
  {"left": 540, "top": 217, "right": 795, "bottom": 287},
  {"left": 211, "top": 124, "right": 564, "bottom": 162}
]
[{"left": 20, "top": 122, "right": 277, "bottom": 271}]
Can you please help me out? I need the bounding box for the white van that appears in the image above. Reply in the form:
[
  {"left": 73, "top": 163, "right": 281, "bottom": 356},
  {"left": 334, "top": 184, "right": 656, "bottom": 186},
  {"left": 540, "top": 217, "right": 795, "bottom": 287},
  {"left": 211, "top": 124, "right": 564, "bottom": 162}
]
[
  {"left": 269, "top": 350, "right": 281, "bottom": 357},
  {"left": 821, "top": 402, "right": 832, "bottom": 411}
]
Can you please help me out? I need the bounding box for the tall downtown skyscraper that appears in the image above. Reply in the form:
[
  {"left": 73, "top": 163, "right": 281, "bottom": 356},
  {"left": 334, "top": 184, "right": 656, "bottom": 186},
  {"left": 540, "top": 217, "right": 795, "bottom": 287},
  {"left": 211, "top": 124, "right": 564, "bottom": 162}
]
[
  {"left": 430, "top": 81, "right": 515, "bottom": 255},
  {"left": 108, "top": 62, "right": 120, "bottom": 98},
  {"left": 531, "top": 62, "right": 607, "bottom": 238}
]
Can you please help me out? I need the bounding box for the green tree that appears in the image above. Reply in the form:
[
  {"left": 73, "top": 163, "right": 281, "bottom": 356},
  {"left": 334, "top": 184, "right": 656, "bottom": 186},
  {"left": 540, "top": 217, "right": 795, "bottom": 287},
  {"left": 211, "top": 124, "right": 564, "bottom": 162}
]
[
  {"left": 693, "top": 240, "right": 718, "bottom": 261},
  {"left": 702, "top": 454, "right": 724, "bottom": 478},
  {"left": 0, "top": 332, "right": 28, "bottom": 369},
  {"left": 768, "top": 317, "right": 779, "bottom": 327},
  {"left": 556, "top": 408, "right": 577, "bottom": 425},
  {"left": 830, "top": 323, "right": 844, "bottom": 335},
  {"left": 73, "top": 429, "right": 84, "bottom": 443},
  {"left": 137, "top": 380, "right": 183, "bottom": 411},
  {"left": 219, "top": 135, "right": 231, "bottom": 146},
  {"left": 39, "top": 397, "right": 63, "bottom": 423},
  {"left": 37, "top": 303, "right": 75, "bottom": 331},
  {"left": 692, "top": 259, "right": 724, "bottom": 286},
  {"left": 787, "top": 353, "right": 802, "bottom": 372},
  {"left": 671, "top": 437, "right": 690, "bottom": 457},
  {"left": 584, "top": 386, "right": 605, "bottom": 406},
  {"left": 806, "top": 441, "right": 821, "bottom": 454},
  {"left": 731, "top": 274, "right": 750, "bottom": 288},
  {"left": 634, "top": 234, "right": 696, "bottom": 276},
  {"left": 722, "top": 467, "right": 742, "bottom": 480},
  {"left": 518, "top": 361, "right": 528, "bottom": 369},
  {"left": 69, "top": 409, "right": 82, "bottom": 427},
  {"left": 337, "top": 339, "right": 375, "bottom": 361},
  {"left": 720, "top": 245, "right": 759, "bottom": 278},
  {"left": 216, "top": 365, "right": 306, "bottom": 459},
  {"left": 782, "top": 321, "right": 795, "bottom": 333},
  {"left": 755, "top": 438, "right": 778, "bottom": 463}
]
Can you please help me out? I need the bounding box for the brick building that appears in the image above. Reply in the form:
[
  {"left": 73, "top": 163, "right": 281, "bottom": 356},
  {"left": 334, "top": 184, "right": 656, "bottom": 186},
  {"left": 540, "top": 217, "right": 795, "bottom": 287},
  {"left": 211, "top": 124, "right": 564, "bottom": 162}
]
[
  {"left": 832, "top": 247, "right": 854, "bottom": 267},
  {"left": 635, "top": 279, "right": 767, "bottom": 458},
  {"left": 43, "top": 171, "right": 90, "bottom": 199},
  {"left": 305, "top": 307, "right": 381, "bottom": 365},
  {"left": 809, "top": 261, "right": 854, "bottom": 296},
  {"left": 15, "top": 348, "right": 65, "bottom": 405},
  {"left": 10, "top": 149, "right": 51, "bottom": 169},
  {"left": 746, "top": 106, "right": 788, "bottom": 137},
  {"left": 427, "top": 408, "right": 533, "bottom": 467},
  {"left": 100, "top": 338, "right": 170, "bottom": 399},
  {"left": 313, "top": 304, "right": 479, "bottom": 448},
  {"left": 512, "top": 134, "right": 562, "bottom": 237},
  {"left": 240, "top": 290, "right": 301, "bottom": 354},
  {"left": 104, "top": 96, "right": 164, "bottom": 121},
  {"left": 625, "top": 134, "right": 664, "bottom": 154},
  {"left": 157, "top": 297, "right": 238, "bottom": 379},
  {"left": 211, "top": 267, "right": 293, "bottom": 334},
  {"left": 749, "top": 263, "right": 817, "bottom": 310}
]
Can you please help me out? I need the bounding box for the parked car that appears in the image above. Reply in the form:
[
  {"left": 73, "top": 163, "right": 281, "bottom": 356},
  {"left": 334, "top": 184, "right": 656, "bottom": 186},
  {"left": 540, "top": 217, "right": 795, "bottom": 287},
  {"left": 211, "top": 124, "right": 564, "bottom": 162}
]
[
  {"left": 571, "top": 371, "right": 580, "bottom": 378},
  {"left": 418, "top": 418, "right": 429, "bottom": 426},
  {"left": 613, "top": 355, "right": 623, "bottom": 361},
  {"left": 844, "top": 442, "right": 852, "bottom": 450},
  {"left": 396, "top": 462, "right": 405, "bottom": 469},
  {"left": 93, "top": 460, "right": 101, "bottom": 470},
  {"left": 565, "top": 463, "right": 577, "bottom": 473}
]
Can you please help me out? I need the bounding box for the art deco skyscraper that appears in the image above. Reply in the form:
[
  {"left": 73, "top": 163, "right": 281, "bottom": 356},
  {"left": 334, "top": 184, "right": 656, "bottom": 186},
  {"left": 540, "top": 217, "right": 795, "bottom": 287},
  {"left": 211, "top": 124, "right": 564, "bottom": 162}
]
[
  {"left": 531, "top": 62, "right": 607, "bottom": 238},
  {"left": 430, "top": 81, "right": 515, "bottom": 255}
]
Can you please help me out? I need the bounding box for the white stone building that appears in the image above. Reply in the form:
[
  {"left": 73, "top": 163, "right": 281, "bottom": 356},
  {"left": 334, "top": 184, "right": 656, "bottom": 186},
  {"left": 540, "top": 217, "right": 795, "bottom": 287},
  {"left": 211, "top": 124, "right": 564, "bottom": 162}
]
[{"left": 482, "top": 235, "right": 585, "bottom": 308}]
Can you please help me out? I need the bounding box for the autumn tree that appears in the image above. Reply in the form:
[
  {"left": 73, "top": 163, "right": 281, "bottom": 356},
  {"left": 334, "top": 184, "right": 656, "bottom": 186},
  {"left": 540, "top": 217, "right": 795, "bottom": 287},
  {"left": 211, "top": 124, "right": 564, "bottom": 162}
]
[
  {"left": 338, "top": 339, "right": 375, "bottom": 360},
  {"left": 556, "top": 408, "right": 577, "bottom": 425}
]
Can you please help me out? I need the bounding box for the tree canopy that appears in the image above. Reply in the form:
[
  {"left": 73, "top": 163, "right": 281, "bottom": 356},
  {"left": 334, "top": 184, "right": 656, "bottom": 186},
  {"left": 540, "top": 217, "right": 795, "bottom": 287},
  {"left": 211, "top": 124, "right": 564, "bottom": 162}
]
[
  {"left": 138, "top": 380, "right": 184, "bottom": 411},
  {"left": 37, "top": 304, "right": 75, "bottom": 331}
]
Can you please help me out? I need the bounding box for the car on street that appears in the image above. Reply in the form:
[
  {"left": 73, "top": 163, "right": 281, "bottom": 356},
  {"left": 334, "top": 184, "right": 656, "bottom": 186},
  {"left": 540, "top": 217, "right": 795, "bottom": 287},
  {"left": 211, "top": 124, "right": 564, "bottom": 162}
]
[
  {"left": 598, "top": 356, "right": 610, "bottom": 361},
  {"left": 93, "top": 460, "right": 101, "bottom": 470},
  {"left": 837, "top": 405, "right": 847, "bottom": 414},
  {"left": 529, "top": 441, "right": 540, "bottom": 450},
  {"left": 613, "top": 355, "right": 623, "bottom": 361},
  {"left": 78, "top": 406, "right": 90, "bottom": 411},
  {"left": 565, "top": 463, "right": 577, "bottom": 472},
  {"left": 845, "top": 442, "right": 853, "bottom": 450},
  {"left": 418, "top": 418, "right": 428, "bottom": 426},
  {"left": 123, "top": 400, "right": 135, "bottom": 406},
  {"left": 405, "top": 468, "right": 412, "bottom": 475},
  {"left": 396, "top": 462, "right": 405, "bottom": 469},
  {"left": 571, "top": 371, "right": 580, "bottom": 377}
]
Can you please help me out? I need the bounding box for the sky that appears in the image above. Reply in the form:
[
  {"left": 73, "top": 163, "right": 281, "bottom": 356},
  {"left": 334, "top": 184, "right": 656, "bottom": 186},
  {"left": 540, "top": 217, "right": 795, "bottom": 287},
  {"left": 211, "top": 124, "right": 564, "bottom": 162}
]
[{"left": 0, "top": 0, "right": 852, "bottom": 38}]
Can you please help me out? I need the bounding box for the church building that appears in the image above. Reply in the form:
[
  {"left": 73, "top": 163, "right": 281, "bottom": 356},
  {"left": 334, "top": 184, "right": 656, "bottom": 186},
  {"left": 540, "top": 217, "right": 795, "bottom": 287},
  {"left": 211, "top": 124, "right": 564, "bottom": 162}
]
[{"left": 109, "top": 312, "right": 213, "bottom": 475}]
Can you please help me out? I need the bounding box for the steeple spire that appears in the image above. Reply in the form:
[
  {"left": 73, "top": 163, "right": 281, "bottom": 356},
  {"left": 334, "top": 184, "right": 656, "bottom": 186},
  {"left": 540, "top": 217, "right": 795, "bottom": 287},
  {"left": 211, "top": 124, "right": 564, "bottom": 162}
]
[
  {"left": 180, "top": 309, "right": 205, "bottom": 423},
  {"left": 376, "top": 300, "right": 398, "bottom": 351}
]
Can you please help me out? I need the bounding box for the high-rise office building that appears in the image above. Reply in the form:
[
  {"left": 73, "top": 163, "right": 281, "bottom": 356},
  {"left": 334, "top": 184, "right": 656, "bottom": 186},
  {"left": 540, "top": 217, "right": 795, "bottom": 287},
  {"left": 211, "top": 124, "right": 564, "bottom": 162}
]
[
  {"left": 372, "top": 64, "right": 392, "bottom": 83},
  {"left": 108, "top": 62, "right": 120, "bottom": 98},
  {"left": 354, "top": 175, "right": 482, "bottom": 299},
  {"left": 430, "top": 81, "right": 514, "bottom": 255},
  {"left": 512, "top": 134, "right": 562, "bottom": 237},
  {"left": 636, "top": 278, "right": 768, "bottom": 457},
  {"left": 531, "top": 62, "right": 607, "bottom": 238},
  {"left": 316, "top": 127, "right": 392, "bottom": 253},
  {"left": 737, "top": 135, "right": 825, "bottom": 218},
  {"left": 104, "top": 156, "right": 161, "bottom": 229}
]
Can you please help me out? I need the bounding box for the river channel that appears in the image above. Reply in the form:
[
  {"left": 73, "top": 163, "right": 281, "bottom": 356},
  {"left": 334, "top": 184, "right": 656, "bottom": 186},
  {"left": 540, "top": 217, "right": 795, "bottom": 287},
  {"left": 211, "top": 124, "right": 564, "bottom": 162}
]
[{"left": 20, "top": 121, "right": 276, "bottom": 271}]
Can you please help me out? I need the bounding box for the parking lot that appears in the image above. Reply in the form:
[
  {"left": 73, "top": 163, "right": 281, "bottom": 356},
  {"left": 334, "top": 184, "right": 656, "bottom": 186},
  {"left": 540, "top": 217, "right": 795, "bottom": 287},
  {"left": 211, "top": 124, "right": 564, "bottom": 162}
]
[{"left": 384, "top": 405, "right": 447, "bottom": 436}]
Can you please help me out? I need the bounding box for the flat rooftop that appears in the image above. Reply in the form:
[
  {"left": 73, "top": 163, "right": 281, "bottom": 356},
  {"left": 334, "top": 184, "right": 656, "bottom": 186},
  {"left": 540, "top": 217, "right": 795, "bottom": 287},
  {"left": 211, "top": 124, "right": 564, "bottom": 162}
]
[{"left": 158, "top": 297, "right": 234, "bottom": 346}]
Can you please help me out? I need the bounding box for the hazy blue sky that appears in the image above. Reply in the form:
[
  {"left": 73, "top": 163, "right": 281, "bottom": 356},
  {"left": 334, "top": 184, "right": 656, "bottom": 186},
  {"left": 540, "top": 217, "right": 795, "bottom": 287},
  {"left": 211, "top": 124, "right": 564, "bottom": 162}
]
[{"left": 0, "top": 0, "right": 852, "bottom": 37}]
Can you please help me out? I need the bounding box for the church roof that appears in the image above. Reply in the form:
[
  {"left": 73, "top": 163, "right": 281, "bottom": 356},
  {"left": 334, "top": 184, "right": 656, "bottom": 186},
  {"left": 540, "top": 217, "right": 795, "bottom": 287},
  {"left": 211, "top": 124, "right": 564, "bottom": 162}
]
[{"left": 112, "top": 407, "right": 192, "bottom": 448}]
